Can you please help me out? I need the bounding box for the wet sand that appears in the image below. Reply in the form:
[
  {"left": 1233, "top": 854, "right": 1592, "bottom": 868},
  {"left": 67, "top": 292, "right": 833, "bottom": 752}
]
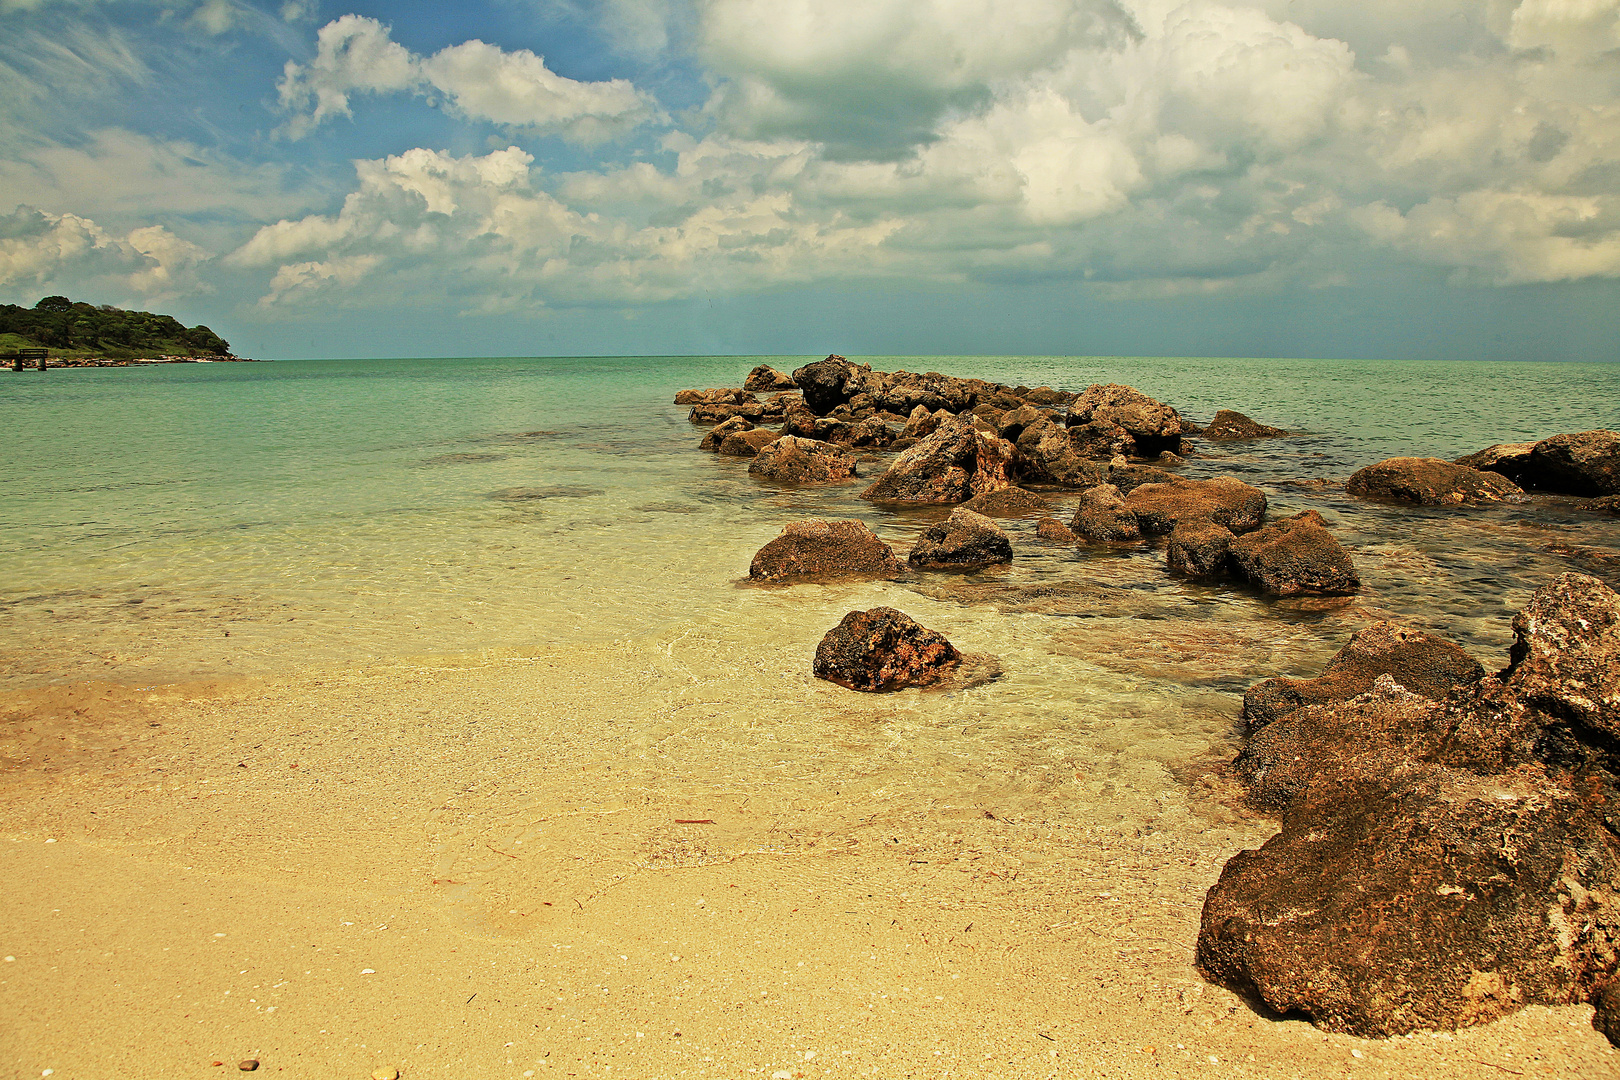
[{"left": 2, "top": 636, "right": 1613, "bottom": 1079}]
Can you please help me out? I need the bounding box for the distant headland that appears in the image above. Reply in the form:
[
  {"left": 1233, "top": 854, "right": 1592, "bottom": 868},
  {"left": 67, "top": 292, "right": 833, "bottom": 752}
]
[{"left": 1, "top": 295, "right": 256, "bottom": 369}]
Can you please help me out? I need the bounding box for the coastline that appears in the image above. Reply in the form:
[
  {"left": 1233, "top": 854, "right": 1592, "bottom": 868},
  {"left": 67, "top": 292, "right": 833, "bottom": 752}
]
[
  {"left": 3, "top": 355, "right": 260, "bottom": 369},
  {"left": 2, "top": 638, "right": 1613, "bottom": 1079}
]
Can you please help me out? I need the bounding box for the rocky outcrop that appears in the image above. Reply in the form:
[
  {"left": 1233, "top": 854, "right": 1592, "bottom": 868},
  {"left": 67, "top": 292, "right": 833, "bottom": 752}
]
[
  {"left": 744, "top": 364, "right": 798, "bottom": 392},
  {"left": 1166, "top": 520, "right": 1235, "bottom": 579},
  {"left": 1460, "top": 431, "right": 1620, "bottom": 496},
  {"left": 1228, "top": 510, "right": 1359, "bottom": 596},
  {"left": 1199, "top": 574, "right": 1620, "bottom": 1045},
  {"left": 675, "top": 387, "right": 755, "bottom": 406},
  {"left": 1014, "top": 417, "right": 1111, "bottom": 486},
  {"left": 717, "top": 429, "right": 782, "bottom": 457},
  {"left": 1584, "top": 495, "right": 1620, "bottom": 516},
  {"left": 908, "top": 508, "right": 1014, "bottom": 569},
  {"left": 862, "top": 415, "right": 1017, "bottom": 504},
  {"left": 1035, "top": 517, "right": 1079, "bottom": 543},
  {"left": 1070, "top": 484, "right": 1140, "bottom": 542},
  {"left": 1201, "top": 410, "right": 1291, "bottom": 439},
  {"left": 748, "top": 520, "right": 904, "bottom": 582},
  {"left": 901, "top": 405, "right": 948, "bottom": 441},
  {"left": 1242, "top": 621, "right": 1485, "bottom": 732},
  {"left": 1065, "top": 384, "right": 1193, "bottom": 458},
  {"left": 1347, "top": 457, "right": 1527, "bottom": 507},
  {"left": 959, "top": 487, "right": 1048, "bottom": 516},
  {"left": 812, "top": 607, "right": 962, "bottom": 692},
  {"left": 700, "top": 415, "right": 753, "bottom": 451},
  {"left": 747, "top": 436, "right": 859, "bottom": 484},
  {"left": 1123, "top": 477, "right": 1267, "bottom": 535},
  {"left": 792, "top": 355, "right": 863, "bottom": 414}
]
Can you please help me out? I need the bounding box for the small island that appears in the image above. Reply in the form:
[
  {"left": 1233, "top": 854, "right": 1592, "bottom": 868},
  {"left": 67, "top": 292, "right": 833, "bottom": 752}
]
[{"left": 0, "top": 295, "right": 254, "bottom": 368}]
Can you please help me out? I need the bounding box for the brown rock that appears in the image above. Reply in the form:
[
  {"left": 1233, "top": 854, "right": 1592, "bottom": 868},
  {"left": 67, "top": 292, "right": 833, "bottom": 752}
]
[
  {"left": 1107, "top": 464, "right": 1177, "bottom": 495},
  {"left": 1228, "top": 509, "right": 1359, "bottom": 595},
  {"left": 1201, "top": 409, "right": 1291, "bottom": 439},
  {"left": 1347, "top": 457, "right": 1526, "bottom": 506},
  {"left": 862, "top": 414, "right": 1017, "bottom": 504},
  {"left": 791, "top": 355, "right": 864, "bottom": 415},
  {"left": 688, "top": 402, "right": 768, "bottom": 424},
  {"left": 1066, "top": 384, "right": 1192, "bottom": 457},
  {"left": 1014, "top": 418, "right": 1111, "bottom": 486},
  {"left": 907, "top": 508, "right": 1013, "bottom": 569},
  {"left": 813, "top": 607, "right": 962, "bottom": 692},
  {"left": 1527, "top": 430, "right": 1620, "bottom": 496},
  {"left": 748, "top": 436, "right": 859, "bottom": 484},
  {"left": 744, "top": 364, "right": 797, "bottom": 392},
  {"left": 1070, "top": 484, "right": 1141, "bottom": 542},
  {"left": 675, "top": 387, "right": 755, "bottom": 406},
  {"left": 1165, "top": 520, "right": 1234, "bottom": 578},
  {"left": 900, "top": 405, "right": 947, "bottom": 441},
  {"left": 717, "top": 429, "right": 782, "bottom": 457},
  {"left": 1242, "top": 621, "right": 1485, "bottom": 732},
  {"left": 959, "top": 487, "right": 1048, "bottom": 516},
  {"left": 1583, "top": 495, "right": 1620, "bottom": 515},
  {"left": 1034, "top": 516, "right": 1078, "bottom": 543},
  {"left": 1123, "top": 477, "right": 1267, "bottom": 535},
  {"left": 238, "top": 1062, "right": 259, "bottom": 1073},
  {"left": 699, "top": 415, "right": 753, "bottom": 451},
  {"left": 748, "top": 519, "right": 903, "bottom": 582},
  {"left": 1501, "top": 571, "right": 1620, "bottom": 746}
]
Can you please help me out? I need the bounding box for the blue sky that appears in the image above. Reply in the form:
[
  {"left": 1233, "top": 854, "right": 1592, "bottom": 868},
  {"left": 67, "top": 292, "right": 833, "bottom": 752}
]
[{"left": 2, "top": 0, "right": 1617, "bottom": 360}]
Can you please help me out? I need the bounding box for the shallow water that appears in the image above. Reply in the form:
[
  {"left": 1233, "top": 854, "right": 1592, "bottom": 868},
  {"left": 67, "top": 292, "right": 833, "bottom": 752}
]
[{"left": 3, "top": 354, "right": 1618, "bottom": 824}]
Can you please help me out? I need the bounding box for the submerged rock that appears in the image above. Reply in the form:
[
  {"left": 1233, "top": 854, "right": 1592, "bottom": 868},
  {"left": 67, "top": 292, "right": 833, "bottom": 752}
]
[
  {"left": 812, "top": 607, "right": 962, "bottom": 692},
  {"left": 1124, "top": 477, "right": 1267, "bottom": 535},
  {"left": 717, "top": 429, "right": 781, "bottom": 457},
  {"left": 1242, "top": 621, "right": 1484, "bottom": 732},
  {"left": 908, "top": 508, "right": 1014, "bottom": 569},
  {"left": 748, "top": 436, "right": 859, "bottom": 483},
  {"left": 862, "top": 414, "right": 1017, "bottom": 504},
  {"left": 1034, "top": 516, "right": 1079, "bottom": 543},
  {"left": 749, "top": 520, "right": 903, "bottom": 582},
  {"left": 1201, "top": 410, "right": 1291, "bottom": 440},
  {"left": 959, "top": 487, "right": 1048, "bottom": 516},
  {"left": 699, "top": 415, "right": 754, "bottom": 451},
  {"left": 1583, "top": 495, "right": 1620, "bottom": 516},
  {"left": 1228, "top": 510, "right": 1359, "bottom": 596},
  {"left": 1347, "top": 457, "right": 1526, "bottom": 506},
  {"left": 1070, "top": 483, "right": 1140, "bottom": 542}
]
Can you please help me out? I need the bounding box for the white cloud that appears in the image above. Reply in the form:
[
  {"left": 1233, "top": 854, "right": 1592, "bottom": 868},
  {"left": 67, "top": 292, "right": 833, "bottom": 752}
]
[
  {"left": 0, "top": 206, "right": 210, "bottom": 302},
  {"left": 277, "top": 15, "right": 663, "bottom": 142}
]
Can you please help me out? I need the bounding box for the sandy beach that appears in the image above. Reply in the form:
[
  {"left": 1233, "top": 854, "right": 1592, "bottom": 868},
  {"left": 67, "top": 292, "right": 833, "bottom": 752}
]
[{"left": 3, "top": 628, "right": 1614, "bottom": 1080}]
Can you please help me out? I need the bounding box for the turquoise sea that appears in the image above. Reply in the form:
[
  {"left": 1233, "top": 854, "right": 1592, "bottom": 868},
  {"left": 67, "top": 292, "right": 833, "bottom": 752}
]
[{"left": 3, "top": 354, "right": 1618, "bottom": 736}]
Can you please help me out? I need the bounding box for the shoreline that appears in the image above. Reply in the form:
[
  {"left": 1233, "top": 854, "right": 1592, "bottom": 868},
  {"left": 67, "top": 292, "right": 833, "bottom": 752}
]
[
  {"left": 2, "top": 643, "right": 1613, "bottom": 1079},
  {"left": 3, "top": 355, "right": 261, "bottom": 370}
]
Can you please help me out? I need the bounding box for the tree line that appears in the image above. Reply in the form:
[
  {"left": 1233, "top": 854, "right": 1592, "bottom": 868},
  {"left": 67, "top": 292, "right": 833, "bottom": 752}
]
[{"left": 0, "top": 296, "right": 231, "bottom": 357}]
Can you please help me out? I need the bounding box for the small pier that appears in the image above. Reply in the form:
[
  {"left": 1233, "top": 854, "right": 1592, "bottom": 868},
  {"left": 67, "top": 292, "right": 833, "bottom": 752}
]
[{"left": 5, "top": 348, "right": 49, "bottom": 372}]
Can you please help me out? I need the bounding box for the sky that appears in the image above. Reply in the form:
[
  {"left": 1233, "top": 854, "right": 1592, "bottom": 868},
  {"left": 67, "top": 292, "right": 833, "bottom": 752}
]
[{"left": 0, "top": 0, "right": 1617, "bottom": 360}]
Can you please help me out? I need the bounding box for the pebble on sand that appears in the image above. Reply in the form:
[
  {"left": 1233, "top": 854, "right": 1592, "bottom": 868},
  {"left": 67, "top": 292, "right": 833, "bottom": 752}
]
[
  {"left": 372, "top": 1067, "right": 400, "bottom": 1080},
  {"left": 238, "top": 1061, "right": 259, "bottom": 1072}
]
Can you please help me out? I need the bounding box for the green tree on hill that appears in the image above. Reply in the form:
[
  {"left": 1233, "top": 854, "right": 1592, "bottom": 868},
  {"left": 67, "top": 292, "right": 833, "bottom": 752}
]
[{"left": 0, "top": 296, "right": 231, "bottom": 357}]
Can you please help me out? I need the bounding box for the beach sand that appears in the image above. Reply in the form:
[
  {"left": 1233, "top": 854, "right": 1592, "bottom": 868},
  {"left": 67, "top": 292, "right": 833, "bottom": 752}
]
[{"left": 2, "top": 637, "right": 1614, "bottom": 1080}]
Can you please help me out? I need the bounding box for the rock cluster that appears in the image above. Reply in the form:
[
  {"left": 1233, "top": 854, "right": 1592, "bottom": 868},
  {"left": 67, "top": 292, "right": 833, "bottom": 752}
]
[
  {"left": 1458, "top": 430, "right": 1620, "bottom": 496},
  {"left": 1347, "top": 457, "right": 1526, "bottom": 507},
  {"left": 1199, "top": 574, "right": 1620, "bottom": 1044}
]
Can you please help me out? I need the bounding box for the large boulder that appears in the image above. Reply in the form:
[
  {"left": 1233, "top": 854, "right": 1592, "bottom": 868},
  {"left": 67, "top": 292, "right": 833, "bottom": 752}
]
[
  {"left": 1199, "top": 574, "right": 1620, "bottom": 1045},
  {"left": 812, "top": 607, "right": 962, "bottom": 692},
  {"left": 1347, "top": 457, "right": 1527, "bottom": 507},
  {"left": 744, "top": 364, "right": 798, "bottom": 392},
  {"left": 862, "top": 414, "right": 1018, "bottom": 504},
  {"left": 1066, "top": 384, "right": 1192, "bottom": 457},
  {"left": 748, "top": 436, "right": 859, "bottom": 484},
  {"left": 1202, "top": 410, "right": 1291, "bottom": 439},
  {"left": 1228, "top": 510, "right": 1359, "bottom": 596},
  {"left": 1070, "top": 484, "right": 1140, "bottom": 542},
  {"left": 748, "top": 520, "right": 904, "bottom": 582},
  {"left": 699, "top": 415, "right": 753, "bottom": 451},
  {"left": 901, "top": 405, "right": 948, "bottom": 441},
  {"left": 1460, "top": 431, "right": 1620, "bottom": 496},
  {"left": 1014, "top": 417, "right": 1111, "bottom": 486},
  {"left": 1242, "top": 621, "right": 1485, "bottom": 732},
  {"left": 1123, "top": 476, "right": 1267, "bottom": 535},
  {"left": 907, "top": 508, "right": 1013, "bottom": 569},
  {"left": 717, "top": 429, "right": 782, "bottom": 457},
  {"left": 1166, "top": 520, "right": 1235, "bottom": 579},
  {"left": 792, "top": 355, "right": 865, "bottom": 415}
]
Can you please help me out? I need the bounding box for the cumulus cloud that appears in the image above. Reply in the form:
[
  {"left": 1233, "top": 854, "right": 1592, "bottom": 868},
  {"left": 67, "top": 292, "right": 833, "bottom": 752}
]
[
  {"left": 0, "top": 206, "right": 210, "bottom": 302},
  {"left": 277, "top": 15, "right": 663, "bottom": 142}
]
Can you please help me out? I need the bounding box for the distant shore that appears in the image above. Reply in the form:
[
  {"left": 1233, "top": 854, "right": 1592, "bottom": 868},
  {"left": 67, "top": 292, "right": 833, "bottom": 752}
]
[{"left": 4, "top": 354, "right": 261, "bottom": 369}]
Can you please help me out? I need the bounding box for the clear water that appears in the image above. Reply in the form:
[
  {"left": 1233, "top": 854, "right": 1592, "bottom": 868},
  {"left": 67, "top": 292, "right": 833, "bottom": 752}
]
[{"left": 3, "top": 354, "right": 1617, "bottom": 712}]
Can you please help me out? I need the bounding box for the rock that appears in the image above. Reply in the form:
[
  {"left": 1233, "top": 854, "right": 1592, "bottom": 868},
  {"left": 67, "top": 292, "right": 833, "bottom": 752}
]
[
  {"left": 778, "top": 404, "right": 819, "bottom": 438},
  {"left": 843, "top": 417, "right": 897, "bottom": 448},
  {"left": 792, "top": 355, "right": 864, "bottom": 415},
  {"left": 959, "top": 487, "right": 1048, "bottom": 516},
  {"left": 1066, "top": 384, "right": 1192, "bottom": 457},
  {"left": 1346, "top": 457, "right": 1526, "bottom": 506},
  {"left": 1500, "top": 571, "right": 1620, "bottom": 747},
  {"left": 862, "top": 414, "right": 1018, "bottom": 504},
  {"left": 1526, "top": 430, "right": 1620, "bottom": 496},
  {"left": 1460, "top": 432, "right": 1620, "bottom": 496},
  {"left": 1070, "top": 484, "right": 1141, "bottom": 542},
  {"left": 1020, "top": 385, "right": 1075, "bottom": 407},
  {"left": 744, "top": 364, "right": 797, "bottom": 392},
  {"left": 1583, "top": 495, "right": 1620, "bottom": 515},
  {"left": 1166, "top": 520, "right": 1234, "bottom": 579},
  {"left": 1107, "top": 464, "right": 1177, "bottom": 495},
  {"left": 1198, "top": 758, "right": 1620, "bottom": 1037},
  {"left": 1242, "top": 621, "right": 1485, "bottom": 732},
  {"left": 689, "top": 402, "right": 768, "bottom": 424},
  {"left": 699, "top": 415, "right": 754, "bottom": 451},
  {"left": 900, "top": 405, "right": 948, "bottom": 441},
  {"left": 748, "top": 519, "right": 903, "bottom": 582},
  {"left": 1201, "top": 410, "right": 1291, "bottom": 439},
  {"left": 1014, "top": 417, "right": 1110, "bottom": 486},
  {"left": 995, "top": 404, "right": 1055, "bottom": 443},
  {"left": 717, "top": 429, "right": 782, "bottom": 457},
  {"left": 1596, "top": 983, "right": 1620, "bottom": 1046},
  {"left": 1228, "top": 510, "right": 1359, "bottom": 595},
  {"left": 813, "top": 607, "right": 963, "bottom": 692},
  {"left": 1156, "top": 451, "right": 1185, "bottom": 466},
  {"left": 1035, "top": 516, "right": 1079, "bottom": 543},
  {"left": 1123, "top": 477, "right": 1268, "bottom": 535},
  {"left": 675, "top": 387, "right": 755, "bottom": 406},
  {"left": 908, "top": 508, "right": 1014, "bottom": 569},
  {"left": 238, "top": 1062, "right": 259, "bottom": 1072},
  {"left": 372, "top": 1068, "right": 400, "bottom": 1080},
  {"left": 748, "top": 437, "right": 859, "bottom": 484}
]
